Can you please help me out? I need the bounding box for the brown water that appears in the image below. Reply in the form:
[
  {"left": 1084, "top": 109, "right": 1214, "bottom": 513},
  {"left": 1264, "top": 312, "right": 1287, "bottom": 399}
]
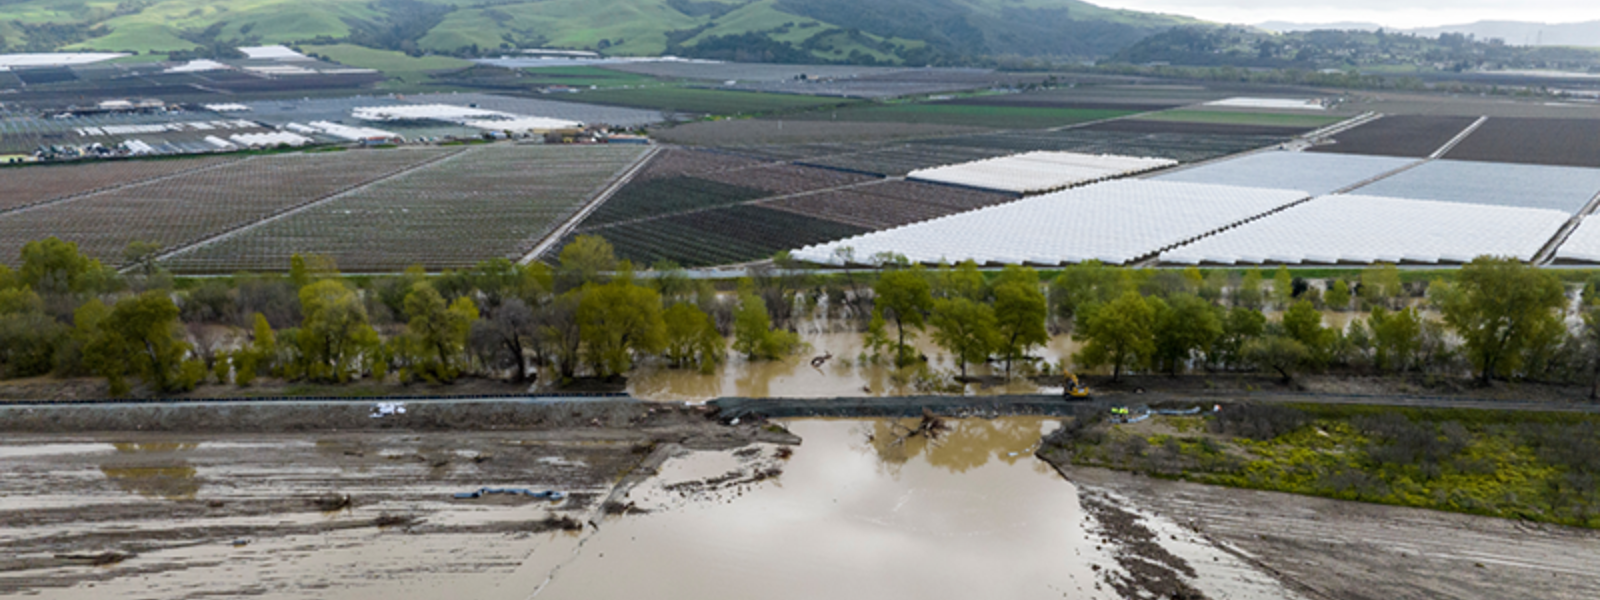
[{"left": 520, "top": 419, "right": 1295, "bottom": 600}]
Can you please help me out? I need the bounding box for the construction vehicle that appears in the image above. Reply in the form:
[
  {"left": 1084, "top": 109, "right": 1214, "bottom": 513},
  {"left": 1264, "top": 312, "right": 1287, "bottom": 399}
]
[{"left": 1063, "top": 371, "right": 1091, "bottom": 400}]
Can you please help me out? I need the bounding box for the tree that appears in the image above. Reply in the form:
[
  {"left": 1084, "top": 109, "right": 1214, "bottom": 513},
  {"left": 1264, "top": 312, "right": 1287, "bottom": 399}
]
[
  {"left": 992, "top": 267, "right": 1048, "bottom": 378},
  {"left": 122, "top": 240, "right": 163, "bottom": 276},
  {"left": 1326, "top": 279, "right": 1352, "bottom": 311},
  {"left": 0, "top": 284, "right": 65, "bottom": 379},
  {"left": 733, "top": 294, "right": 801, "bottom": 361},
  {"left": 576, "top": 273, "right": 666, "bottom": 377},
  {"left": 470, "top": 298, "right": 538, "bottom": 381},
  {"left": 83, "top": 291, "right": 195, "bottom": 396},
  {"left": 929, "top": 297, "right": 999, "bottom": 378},
  {"left": 293, "top": 279, "right": 380, "bottom": 382},
  {"left": 873, "top": 266, "right": 933, "bottom": 366},
  {"left": 1152, "top": 294, "right": 1222, "bottom": 375},
  {"left": 1272, "top": 265, "right": 1294, "bottom": 307},
  {"left": 542, "top": 291, "right": 584, "bottom": 380},
  {"left": 400, "top": 282, "right": 478, "bottom": 383},
  {"left": 1434, "top": 257, "right": 1566, "bottom": 383},
  {"left": 1236, "top": 269, "right": 1265, "bottom": 309},
  {"left": 288, "top": 253, "right": 339, "bottom": 289},
  {"left": 19, "top": 237, "right": 114, "bottom": 296},
  {"left": 556, "top": 234, "right": 617, "bottom": 292},
  {"left": 1368, "top": 306, "right": 1422, "bottom": 372},
  {"left": 664, "top": 302, "right": 725, "bottom": 373},
  {"left": 1212, "top": 306, "right": 1266, "bottom": 370},
  {"left": 1074, "top": 290, "right": 1156, "bottom": 381},
  {"left": 1360, "top": 263, "right": 1403, "bottom": 309},
  {"left": 1243, "top": 335, "right": 1309, "bottom": 384},
  {"left": 1050, "top": 260, "right": 1124, "bottom": 327},
  {"left": 1281, "top": 299, "right": 1333, "bottom": 361},
  {"left": 934, "top": 260, "right": 987, "bottom": 301},
  {"left": 231, "top": 313, "right": 276, "bottom": 387}
]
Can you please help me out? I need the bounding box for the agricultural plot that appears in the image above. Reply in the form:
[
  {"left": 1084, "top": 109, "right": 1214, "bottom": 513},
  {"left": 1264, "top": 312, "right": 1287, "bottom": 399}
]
[
  {"left": 912, "top": 129, "right": 1286, "bottom": 164},
  {"left": 0, "top": 156, "right": 237, "bottom": 212},
  {"left": 566, "top": 87, "right": 854, "bottom": 115},
  {"left": 1307, "top": 115, "right": 1478, "bottom": 158},
  {"left": 164, "top": 145, "right": 646, "bottom": 273},
  {"left": 1554, "top": 218, "right": 1600, "bottom": 263},
  {"left": 558, "top": 205, "right": 868, "bottom": 267},
  {"left": 1154, "top": 151, "right": 1418, "bottom": 196},
  {"left": 634, "top": 148, "right": 768, "bottom": 180},
  {"left": 694, "top": 164, "right": 879, "bottom": 196},
  {"left": 1354, "top": 159, "right": 1600, "bottom": 214},
  {"left": 1160, "top": 195, "right": 1569, "bottom": 265},
  {"left": 1134, "top": 109, "right": 1344, "bottom": 130},
  {"left": 907, "top": 151, "right": 1176, "bottom": 195},
  {"left": 580, "top": 176, "right": 772, "bottom": 227},
  {"left": 761, "top": 180, "right": 1016, "bottom": 229},
  {"left": 399, "top": 92, "right": 662, "bottom": 127},
  {"left": 790, "top": 181, "right": 1309, "bottom": 266},
  {"left": 0, "top": 148, "right": 455, "bottom": 267},
  {"left": 787, "top": 104, "right": 1138, "bottom": 129},
  {"left": 798, "top": 144, "right": 1015, "bottom": 176},
  {"left": 1444, "top": 118, "right": 1600, "bottom": 168},
  {"left": 1079, "top": 119, "right": 1310, "bottom": 137},
  {"left": 650, "top": 119, "right": 989, "bottom": 147}
]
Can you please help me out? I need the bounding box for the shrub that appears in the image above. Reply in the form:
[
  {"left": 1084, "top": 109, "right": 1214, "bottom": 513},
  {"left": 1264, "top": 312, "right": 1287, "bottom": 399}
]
[{"left": 1210, "top": 404, "right": 1309, "bottom": 440}]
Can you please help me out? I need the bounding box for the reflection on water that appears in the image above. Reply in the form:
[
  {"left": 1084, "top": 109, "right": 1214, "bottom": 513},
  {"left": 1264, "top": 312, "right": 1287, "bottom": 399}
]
[
  {"left": 101, "top": 442, "right": 201, "bottom": 500},
  {"left": 529, "top": 418, "right": 1115, "bottom": 600}
]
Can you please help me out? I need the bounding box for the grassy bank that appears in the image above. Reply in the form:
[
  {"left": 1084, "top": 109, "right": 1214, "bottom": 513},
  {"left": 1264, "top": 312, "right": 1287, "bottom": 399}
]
[{"left": 1041, "top": 403, "right": 1600, "bottom": 529}]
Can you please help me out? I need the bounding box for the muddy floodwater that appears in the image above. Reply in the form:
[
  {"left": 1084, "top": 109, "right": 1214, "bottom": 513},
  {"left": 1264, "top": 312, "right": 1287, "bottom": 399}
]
[{"left": 1, "top": 418, "right": 1299, "bottom": 599}]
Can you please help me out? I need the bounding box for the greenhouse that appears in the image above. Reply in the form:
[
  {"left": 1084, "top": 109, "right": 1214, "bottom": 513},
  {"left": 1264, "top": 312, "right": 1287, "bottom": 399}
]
[
  {"left": 791, "top": 180, "right": 1308, "bottom": 266},
  {"left": 1160, "top": 195, "right": 1569, "bottom": 265},
  {"left": 1352, "top": 159, "right": 1600, "bottom": 214},
  {"left": 1554, "top": 218, "right": 1600, "bottom": 263},
  {"left": 1154, "top": 150, "right": 1417, "bottom": 196},
  {"left": 905, "top": 151, "right": 1176, "bottom": 194}
]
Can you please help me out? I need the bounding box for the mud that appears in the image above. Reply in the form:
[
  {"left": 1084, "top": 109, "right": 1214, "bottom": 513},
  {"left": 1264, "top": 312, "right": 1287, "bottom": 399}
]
[{"left": 1050, "top": 465, "right": 1600, "bottom": 600}]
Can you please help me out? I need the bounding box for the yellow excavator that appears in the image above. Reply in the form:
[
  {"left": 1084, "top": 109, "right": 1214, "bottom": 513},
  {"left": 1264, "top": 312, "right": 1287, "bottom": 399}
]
[{"left": 1063, "top": 371, "right": 1092, "bottom": 400}]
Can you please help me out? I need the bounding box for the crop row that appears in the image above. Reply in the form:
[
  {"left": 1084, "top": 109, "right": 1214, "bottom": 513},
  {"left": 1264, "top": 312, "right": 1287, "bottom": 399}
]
[
  {"left": 0, "top": 148, "right": 456, "bottom": 267},
  {"left": 634, "top": 148, "right": 767, "bottom": 181},
  {"left": 695, "top": 163, "right": 879, "bottom": 196},
  {"left": 1445, "top": 118, "right": 1600, "bottom": 169},
  {"left": 762, "top": 180, "right": 1018, "bottom": 230},
  {"left": 915, "top": 129, "right": 1285, "bottom": 164},
  {"left": 560, "top": 205, "right": 868, "bottom": 268},
  {"left": 163, "top": 145, "right": 647, "bottom": 273},
  {"left": 579, "top": 175, "right": 771, "bottom": 228},
  {"left": 0, "top": 155, "right": 239, "bottom": 212},
  {"left": 798, "top": 144, "right": 1014, "bottom": 176}
]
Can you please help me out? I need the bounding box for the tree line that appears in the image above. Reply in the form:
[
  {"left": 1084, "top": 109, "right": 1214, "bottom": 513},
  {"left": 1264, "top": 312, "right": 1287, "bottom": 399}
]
[{"left": 1, "top": 235, "right": 1597, "bottom": 397}]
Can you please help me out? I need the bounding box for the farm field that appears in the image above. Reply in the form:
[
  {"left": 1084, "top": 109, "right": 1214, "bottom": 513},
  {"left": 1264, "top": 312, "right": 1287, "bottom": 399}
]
[
  {"left": 651, "top": 119, "right": 991, "bottom": 147},
  {"left": 163, "top": 145, "right": 647, "bottom": 273},
  {"left": 1161, "top": 195, "right": 1570, "bottom": 265},
  {"left": 694, "top": 163, "right": 879, "bottom": 195},
  {"left": 1079, "top": 118, "right": 1312, "bottom": 137},
  {"left": 912, "top": 129, "right": 1288, "bottom": 163},
  {"left": 0, "top": 148, "right": 456, "bottom": 267},
  {"left": 514, "top": 66, "right": 657, "bottom": 89},
  {"left": 1354, "top": 159, "right": 1600, "bottom": 214},
  {"left": 580, "top": 176, "right": 772, "bottom": 228},
  {"left": 634, "top": 148, "right": 767, "bottom": 179},
  {"left": 559, "top": 205, "right": 868, "bottom": 267},
  {"left": 566, "top": 87, "right": 856, "bottom": 115},
  {"left": 298, "top": 44, "right": 471, "bottom": 83},
  {"left": 1133, "top": 109, "right": 1345, "bottom": 129},
  {"left": 1444, "top": 117, "right": 1600, "bottom": 168},
  {"left": 791, "top": 181, "right": 1309, "bottom": 266},
  {"left": 1154, "top": 151, "right": 1418, "bottom": 196},
  {"left": 762, "top": 180, "right": 1016, "bottom": 229},
  {"left": 797, "top": 144, "right": 1015, "bottom": 176},
  {"left": 787, "top": 104, "right": 1140, "bottom": 129},
  {"left": 1307, "top": 115, "right": 1478, "bottom": 158},
  {"left": 0, "top": 156, "right": 237, "bottom": 212}
]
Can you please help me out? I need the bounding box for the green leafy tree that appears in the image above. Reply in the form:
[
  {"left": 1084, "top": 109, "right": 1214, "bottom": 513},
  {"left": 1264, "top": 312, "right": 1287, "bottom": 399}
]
[
  {"left": 1360, "top": 263, "right": 1404, "bottom": 309},
  {"left": 19, "top": 237, "right": 116, "bottom": 298},
  {"left": 873, "top": 266, "right": 933, "bottom": 366},
  {"left": 992, "top": 267, "right": 1048, "bottom": 378},
  {"left": 1211, "top": 306, "right": 1266, "bottom": 370},
  {"left": 293, "top": 279, "right": 381, "bottom": 382},
  {"left": 1199, "top": 269, "right": 1228, "bottom": 303},
  {"left": 1272, "top": 265, "right": 1294, "bottom": 307},
  {"left": 83, "top": 291, "right": 193, "bottom": 396},
  {"left": 1368, "top": 306, "right": 1422, "bottom": 372},
  {"left": 934, "top": 260, "right": 987, "bottom": 301},
  {"left": 1243, "top": 335, "right": 1309, "bottom": 384},
  {"left": 1152, "top": 294, "right": 1223, "bottom": 375},
  {"left": 400, "top": 282, "right": 478, "bottom": 383},
  {"left": 1236, "top": 269, "right": 1265, "bottom": 309},
  {"left": 0, "top": 284, "right": 66, "bottom": 379},
  {"left": 576, "top": 273, "right": 666, "bottom": 377},
  {"left": 1281, "top": 299, "right": 1333, "bottom": 361},
  {"left": 1433, "top": 257, "right": 1566, "bottom": 383},
  {"left": 733, "top": 293, "right": 801, "bottom": 361},
  {"left": 929, "top": 297, "right": 999, "bottom": 378},
  {"left": 663, "top": 302, "right": 725, "bottom": 373},
  {"left": 1326, "top": 279, "right": 1352, "bottom": 311},
  {"left": 557, "top": 234, "right": 617, "bottom": 292},
  {"left": 288, "top": 253, "right": 339, "bottom": 289},
  {"left": 1050, "top": 260, "right": 1125, "bottom": 328},
  {"left": 231, "top": 313, "right": 276, "bottom": 387},
  {"left": 1074, "top": 290, "right": 1156, "bottom": 381}
]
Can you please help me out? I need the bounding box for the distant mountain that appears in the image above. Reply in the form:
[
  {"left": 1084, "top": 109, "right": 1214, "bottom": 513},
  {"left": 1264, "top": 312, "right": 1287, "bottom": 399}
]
[
  {"left": 1255, "top": 19, "right": 1600, "bottom": 48},
  {"left": 0, "top": 0, "right": 1201, "bottom": 66},
  {"left": 1113, "top": 25, "right": 1600, "bottom": 72}
]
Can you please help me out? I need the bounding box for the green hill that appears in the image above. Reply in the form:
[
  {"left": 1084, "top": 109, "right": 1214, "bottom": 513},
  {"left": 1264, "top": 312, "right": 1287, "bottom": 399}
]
[{"left": 0, "top": 0, "right": 1198, "bottom": 65}]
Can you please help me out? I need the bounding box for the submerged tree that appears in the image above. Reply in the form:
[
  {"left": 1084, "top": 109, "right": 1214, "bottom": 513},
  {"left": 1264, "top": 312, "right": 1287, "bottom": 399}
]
[
  {"left": 929, "top": 297, "right": 998, "bottom": 379},
  {"left": 1434, "top": 257, "right": 1566, "bottom": 383},
  {"left": 1074, "top": 290, "right": 1155, "bottom": 381}
]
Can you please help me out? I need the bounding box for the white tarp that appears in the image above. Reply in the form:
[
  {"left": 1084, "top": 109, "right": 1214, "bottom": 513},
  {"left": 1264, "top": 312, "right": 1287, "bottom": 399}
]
[
  {"left": 0, "top": 52, "right": 127, "bottom": 67},
  {"left": 906, "top": 151, "right": 1177, "bottom": 194},
  {"left": 239, "top": 45, "right": 309, "bottom": 60}
]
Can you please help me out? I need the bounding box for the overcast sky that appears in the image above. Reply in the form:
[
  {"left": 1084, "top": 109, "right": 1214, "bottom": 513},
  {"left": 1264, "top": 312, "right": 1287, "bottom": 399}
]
[{"left": 1090, "top": 0, "right": 1600, "bottom": 29}]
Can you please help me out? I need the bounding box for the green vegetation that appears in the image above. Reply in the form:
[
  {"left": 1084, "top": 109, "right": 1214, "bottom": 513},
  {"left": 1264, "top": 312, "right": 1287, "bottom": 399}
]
[
  {"left": 299, "top": 43, "right": 470, "bottom": 83},
  {"left": 1136, "top": 109, "right": 1344, "bottom": 128},
  {"left": 518, "top": 66, "right": 657, "bottom": 88},
  {"left": 793, "top": 104, "right": 1139, "bottom": 129},
  {"left": 570, "top": 86, "right": 855, "bottom": 115},
  {"left": 1044, "top": 404, "right": 1600, "bottom": 529}
]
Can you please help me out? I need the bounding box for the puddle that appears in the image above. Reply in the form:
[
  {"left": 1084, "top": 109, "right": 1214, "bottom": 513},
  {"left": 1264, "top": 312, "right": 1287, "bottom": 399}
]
[{"left": 0, "top": 443, "right": 115, "bottom": 459}]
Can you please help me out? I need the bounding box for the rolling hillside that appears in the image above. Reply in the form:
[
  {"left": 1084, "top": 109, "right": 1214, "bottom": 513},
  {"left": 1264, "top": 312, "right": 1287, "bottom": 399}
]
[{"left": 0, "top": 0, "right": 1197, "bottom": 65}]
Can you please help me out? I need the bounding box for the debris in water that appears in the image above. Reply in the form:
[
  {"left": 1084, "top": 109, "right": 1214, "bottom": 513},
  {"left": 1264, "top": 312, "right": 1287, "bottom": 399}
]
[
  {"left": 308, "top": 493, "right": 353, "bottom": 511},
  {"left": 56, "top": 551, "right": 132, "bottom": 566},
  {"left": 453, "top": 488, "right": 565, "bottom": 500}
]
